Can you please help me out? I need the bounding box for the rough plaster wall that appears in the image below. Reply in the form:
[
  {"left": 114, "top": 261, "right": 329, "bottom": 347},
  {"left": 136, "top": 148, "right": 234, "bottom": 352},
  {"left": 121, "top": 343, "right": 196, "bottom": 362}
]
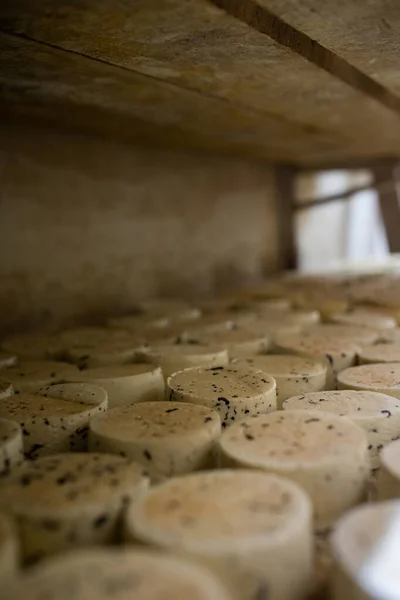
[{"left": 0, "top": 123, "right": 278, "bottom": 334}]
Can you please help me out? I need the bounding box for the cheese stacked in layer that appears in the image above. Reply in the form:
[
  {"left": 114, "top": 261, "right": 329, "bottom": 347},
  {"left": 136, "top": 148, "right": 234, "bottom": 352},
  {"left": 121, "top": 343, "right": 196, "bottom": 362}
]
[
  {"left": 218, "top": 410, "right": 369, "bottom": 529},
  {"left": 125, "top": 470, "right": 313, "bottom": 600},
  {"left": 338, "top": 363, "right": 400, "bottom": 399},
  {"left": 377, "top": 439, "right": 400, "bottom": 499},
  {"left": 358, "top": 342, "right": 400, "bottom": 365},
  {"left": 137, "top": 343, "right": 229, "bottom": 378},
  {"left": 0, "top": 453, "right": 148, "bottom": 563},
  {"left": 0, "top": 380, "right": 13, "bottom": 399},
  {"left": 0, "top": 383, "right": 108, "bottom": 459},
  {"left": 233, "top": 354, "right": 327, "bottom": 408},
  {"left": 0, "top": 513, "right": 18, "bottom": 583},
  {"left": 183, "top": 326, "right": 271, "bottom": 358},
  {"left": 90, "top": 402, "right": 221, "bottom": 482},
  {"left": 0, "top": 419, "right": 23, "bottom": 477},
  {"left": 76, "top": 364, "right": 164, "bottom": 407},
  {"left": 3, "top": 361, "right": 79, "bottom": 393},
  {"left": 283, "top": 390, "right": 400, "bottom": 468},
  {"left": 167, "top": 365, "right": 276, "bottom": 427}
]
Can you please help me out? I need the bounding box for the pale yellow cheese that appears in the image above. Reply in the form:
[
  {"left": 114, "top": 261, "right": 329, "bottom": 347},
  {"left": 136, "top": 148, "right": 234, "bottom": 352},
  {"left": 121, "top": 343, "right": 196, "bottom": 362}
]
[
  {"left": 338, "top": 363, "right": 400, "bottom": 400},
  {"left": 0, "top": 380, "right": 13, "bottom": 399},
  {"left": 3, "top": 361, "right": 79, "bottom": 393},
  {"left": 138, "top": 343, "right": 229, "bottom": 378},
  {"left": 183, "top": 325, "right": 271, "bottom": 358},
  {"left": 359, "top": 342, "right": 400, "bottom": 365}
]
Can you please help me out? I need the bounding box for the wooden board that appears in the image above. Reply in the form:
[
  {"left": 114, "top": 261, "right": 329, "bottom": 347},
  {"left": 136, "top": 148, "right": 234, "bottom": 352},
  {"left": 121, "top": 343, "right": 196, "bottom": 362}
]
[{"left": 1, "top": 0, "right": 400, "bottom": 164}]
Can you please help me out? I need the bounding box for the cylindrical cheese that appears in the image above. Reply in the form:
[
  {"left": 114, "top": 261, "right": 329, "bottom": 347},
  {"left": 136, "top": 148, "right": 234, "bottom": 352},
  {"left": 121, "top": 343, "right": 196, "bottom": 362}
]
[
  {"left": 2, "top": 547, "right": 232, "bottom": 600},
  {"left": 380, "top": 328, "right": 400, "bottom": 343},
  {"left": 184, "top": 326, "right": 271, "bottom": 358},
  {"left": 218, "top": 410, "right": 370, "bottom": 529},
  {"left": 0, "top": 352, "right": 17, "bottom": 369},
  {"left": 137, "top": 343, "right": 229, "bottom": 378},
  {"left": 0, "top": 453, "right": 148, "bottom": 563},
  {"left": 358, "top": 342, "right": 400, "bottom": 365},
  {"left": 65, "top": 339, "right": 145, "bottom": 368},
  {"left": 74, "top": 364, "right": 165, "bottom": 407},
  {"left": 331, "top": 501, "right": 400, "bottom": 600},
  {"left": 233, "top": 354, "right": 327, "bottom": 408},
  {"left": 89, "top": 402, "right": 221, "bottom": 482},
  {"left": 0, "top": 513, "right": 18, "bottom": 584},
  {"left": 338, "top": 363, "right": 400, "bottom": 399},
  {"left": 0, "top": 380, "right": 13, "bottom": 399},
  {"left": 308, "top": 324, "right": 380, "bottom": 345},
  {"left": 330, "top": 310, "right": 397, "bottom": 333},
  {"left": 125, "top": 470, "right": 314, "bottom": 600},
  {"left": 0, "top": 383, "right": 108, "bottom": 459},
  {"left": 0, "top": 419, "right": 23, "bottom": 477},
  {"left": 377, "top": 439, "right": 400, "bottom": 499},
  {"left": 3, "top": 361, "right": 79, "bottom": 393},
  {"left": 283, "top": 390, "right": 400, "bottom": 469},
  {"left": 167, "top": 365, "right": 276, "bottom": 427},
  {"left": 1, "top": 333, "right": 66, "bottom": 361}
]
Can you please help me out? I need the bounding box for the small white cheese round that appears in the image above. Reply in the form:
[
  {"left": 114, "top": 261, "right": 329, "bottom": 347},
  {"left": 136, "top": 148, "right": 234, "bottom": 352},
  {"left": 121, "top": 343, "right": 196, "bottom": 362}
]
[
  {"left": 65, "top": 338, "right": 145, "bottom": 368},
  {"left": 233, "top": 354, "right": 327, "bottom": 408},
  {"left": 125, "top": 470, "right": 314, "bottom": 600},
  {"left": 167, "top": 365, "right": 276, "bottom": 427},
  {"left": 0, "top": 513, "right": 18, "bottom": 583},
  {"left": 0, "top": 453, "right": 148, "bottom": 563},
  {"left": 0, "top": 419, "right": 23, "bottom": 477},
  {"left": 3, "top": 361, "right": 79, "bottom": 393},
  {"left": 218, "top": 410, "right": 370, "bottom": 529},
  {"left": 380, "top": 328, "right": 400, "bottom": 343},
  {"left": 75, "top": 364, "right": 165, "bottom": 407},
  {"left": 3, "top": 547, "right": 232, "bottom": 600},
  {"left": 0, "top": 352, "right": 17, "bottom": 369},
  {"left": 331, "top": 501, "right": 400, "bottom": 600},
  {"left": 338, "top": 363, "right": 400, "bottom": 399},
  {"left": 377, "top": 439, "right": 400, "bottom": 499},
  {"left": 138, "top": 343, "right": 229, "bottom": 378},
  {"left": 308, "top": 324, "right": 380, "bottom": 345},
  {"left": 89, "top": 402, "right": 221, "bottom": 482},
  {"left": 331, "top": 310, "right": 397, "bottom": 332},
  {"left": 283, "top": 390, "right": 400, "bottom": 469},
  {"left": 0, "top": 383, "right": 108, "bottom": 459},
  {"left": 2, "top": 333, "right": 65, "bottom": 361},
  {"left": 0, "top": 380, "right": 13, "bottom": 399},
  {"left": 183, "top": 326, "right": 271, "bottom": 359},
  {"left": 359, "top": 342, "right": 400, "bottom": 365}
]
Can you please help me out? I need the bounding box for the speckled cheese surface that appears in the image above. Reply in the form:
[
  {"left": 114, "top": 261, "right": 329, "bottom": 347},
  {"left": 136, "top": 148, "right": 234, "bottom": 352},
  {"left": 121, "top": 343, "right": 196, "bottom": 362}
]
[
  {"left": 3, "top": 548, "right": 232, "bottom": 600},
  {"left": 358, "top": 342, "right": 400, "bottom": 365},
  {"left": 331, "top": 501, "right": 400, "bottom": 600},
  {"left": 0, "top": 383, "right": 108, "bottom": 459},
  {"left": 75, "top": 364, "right": 165, "bottom": 407},
  {"left": 90, "top": 402, "right": 221, "bottom": 482},
  {"left": 183, "top": 325, "right": 271, "bottom": 358},
  {"left": 331, "top": 310, "right": 397, "bottom": 332},
  {"left": 338, "top": 363, "right": 400, "bottom": 399},
  {"left": 308, "top": 324, "right": 380, "bottom": 345},
  {"left": 0, "top": 419, "right": 24, "bottom": 477},
  {"left": 0, "top": 352, "right": 17, "bottom": 369},
  {"left": 0, "top": 453, "right": 148, "bottom": 563},
  {"left": 233, "top": 355, "right": 327, "bottom": 408},
  {"left": 1, "top": 333, "right": 66, "bottom": 361},
  {"left": 137, "top": 343, "right": 229, "bottom": 378},
  {"left": 0, "top": 513, "right": 18, "bottom": 583},
  {"left": 218, "top": 410, "right": 369, "bottom": 529},
  {"left": 0, "top": 380, "right": 13, "bottom": 399},
  {"left": 167, "top": 365, "right": 276, "bottom": 427},
  {"left": 283, "top": 390, "right": 400, "bottom": 469},
  {"left": 3, "top": 361, "right": 79, "bottom": 393},
  {"left": 377, "top": 439, "right": 400, "bottom": 499},
  {"left": 125, "top": 470, "right": 313, "bottom": 600}
]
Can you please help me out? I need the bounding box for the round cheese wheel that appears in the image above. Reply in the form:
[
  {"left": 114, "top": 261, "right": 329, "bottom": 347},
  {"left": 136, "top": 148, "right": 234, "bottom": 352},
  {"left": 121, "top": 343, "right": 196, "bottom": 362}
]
[
  {"left": 0, "top": 352, "right": 17, "bottom": 369},
  {"left": 377, "top": 439, "right": 400, "bottom": 499},
  {"left": 0, "top": 513, "right": 18, "bottom": 583},
  {"left": 1, "top": 333, "right": 66, "bottom": 361},
  {"left": 0, "top": 453, "right": 148, "bottom": 563},
  {"left": 0, "top": 419, "right": 23, "bottom": 477},
  {"left": 167, "top": 365, "right": 276, "bottom": 427},
  {"left": 2, "top": 547, "right": 232, "bottom": 600},
  {"left": 380, "top": 328, "right": 400, "bottom": 343},
  {"left": 0, "top": 383, "right": 108, "bottom": 459},
  {"left": 75, "top": 364, "right": 164, "bottom": 407},
  {"left": 331, "top": 501, "right": 400, "bottom": 600},
  {"left": 308, "top": 324, "right": 380, "bottom": 345},
  {"left": 138, "top": 343, "right": 229, "bottom": 378},
  {"left": 283, "top": 390, "right": 400, "bottom": 469},
  {"left": 338, "top": 363, "right": 400, "bottom": 399},
  {"left": 89, "top": 402, "right": 221, "bottom": 482},
  {"left": 331, "top": 310, "right": 397, "bottom": 332},
  {"left": 184, "top": 326, "right": 271, "bottom": 359},
  {"left": 359, "top": 342, "right": 400, "bottom": 365},
  {"left": 218, "top": 410, "right": 369, "bottom": 529},
  {"left": 233, "top": 354, "right": 327, "bottom": 408},
  {"left": 3, "top": 361, "right": 79, "bottom": 393},
  {"left": 125, "top": 470, "right": 314, "bottom": 600},
  {"left": 65, "top": 338, "right": 145, "bottom": 368},
  {"left": 0, "top": 380, "right": 13, "bottom": 399}
]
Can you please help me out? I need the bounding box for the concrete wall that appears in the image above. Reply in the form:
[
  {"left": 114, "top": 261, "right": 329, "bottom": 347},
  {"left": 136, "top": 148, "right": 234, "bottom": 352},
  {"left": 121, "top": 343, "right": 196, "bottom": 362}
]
[{"left": 0, "top": 123, "right": 278, "bottom": 333}]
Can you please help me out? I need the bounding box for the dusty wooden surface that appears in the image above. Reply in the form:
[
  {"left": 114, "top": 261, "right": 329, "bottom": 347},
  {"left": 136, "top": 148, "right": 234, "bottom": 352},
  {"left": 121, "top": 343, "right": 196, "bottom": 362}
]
[{"left": 1, "top": 0, "right": 400, "bottom": 164}]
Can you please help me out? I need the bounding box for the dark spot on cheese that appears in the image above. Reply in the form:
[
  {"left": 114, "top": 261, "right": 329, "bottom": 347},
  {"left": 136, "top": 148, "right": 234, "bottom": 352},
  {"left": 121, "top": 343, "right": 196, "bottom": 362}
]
[
  {"left": 165, "top": 408, "right": 178, "bottom": 413},
  {"left": 327, "top": 425, "right": 334, "bottom": 430},
  {"left": 143, "top": 450, "right": 152, "bottom": 461},
  {"left": 325, "top": 354, "right": 333, "bottom": 366},
  {"left": 304, "top": 418, "right": 320, "bottom": 424},
  {"left": 42, "top": 519, "right": 60, "bottom": 531},
  {"left": 22, "top": 429, "right": 30, "bottom": 437},
  {"left": 210, "top": 366, "right": 224, "bottom": 371},
  {"left": 245, "top": 432, "right": 255, "bottom": 441},
  {"left": 204, "top": 417, "right": 212, "bottom": 423},
  {"left": 381, "top": 410, "right": 391, "bottom": 417},
  {"left": 218, "top": 397, "right": 230, "bottom": 405},
  {"left": 93, "top": 514, "right": 108, "bottom": 528}
]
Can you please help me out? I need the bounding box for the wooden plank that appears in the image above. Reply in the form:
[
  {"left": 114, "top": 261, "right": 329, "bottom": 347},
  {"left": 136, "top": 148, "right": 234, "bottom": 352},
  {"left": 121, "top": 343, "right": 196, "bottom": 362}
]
[
  {"left": 1, "top": 1, "right": 400, "bottom": 164},
  {"left": 374, "top": 163, "right": 400, "bottom": 253},
  {"left": 275, "top": 165, "right": 297, "bottom": 270}
]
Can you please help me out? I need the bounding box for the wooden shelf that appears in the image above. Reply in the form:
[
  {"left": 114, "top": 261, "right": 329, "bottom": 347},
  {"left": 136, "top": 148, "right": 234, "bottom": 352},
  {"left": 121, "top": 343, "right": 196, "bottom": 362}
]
[{"left": 1, "top": 0, "right": 400, "bottom": 166}]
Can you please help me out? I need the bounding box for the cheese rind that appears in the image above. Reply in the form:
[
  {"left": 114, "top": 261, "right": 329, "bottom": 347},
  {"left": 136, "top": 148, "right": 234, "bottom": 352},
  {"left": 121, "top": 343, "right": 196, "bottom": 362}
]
[
  {"left": 0, "top": 453, "right": 148, "bottom": 562},
  {"left": 338, "top": 363, "right": 400, "bottom": 399},
  {"left": 137, "top": 343, "right": 229, "bottom": 378},
  {"left": 0, "top": 513, "right": 18, "bottom": 583},
  {"left": 283, "top": 390, "right": 400, "bottom": 468},
  {"left": 3, "top": 361, "right": 79, "bottom": 393},
  {"left": 125, "top": 470, "right": 314, "bottom": 600},
  {"left": 377, "top": 439, "right": 400, "bottom": 499},
  {"left": 75, "top": 364, "right": 165, "bottom": 407},
  {"left": 233, "top": 354, "right": 327, "bottom": 408},
  {"left": 167, "top": 365, "right": 276, "bottom": 426},
  {"left": 0, "top": 380, "right": 13, "bottom": 399},
  {"left": 0, "top": 383, "right": 108, "bottom": 459},
  {"left": 89, "top": 401, "right": 221, "bottom": 482},
  {"left": 0, "top": 419, "right": 23, "bottom": 477},
  {"left": 358, "top": 342, "right": 400, "bottom": 365},
  {"left": 218, "top": 410, "right": 370, "bottom": 529}
]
